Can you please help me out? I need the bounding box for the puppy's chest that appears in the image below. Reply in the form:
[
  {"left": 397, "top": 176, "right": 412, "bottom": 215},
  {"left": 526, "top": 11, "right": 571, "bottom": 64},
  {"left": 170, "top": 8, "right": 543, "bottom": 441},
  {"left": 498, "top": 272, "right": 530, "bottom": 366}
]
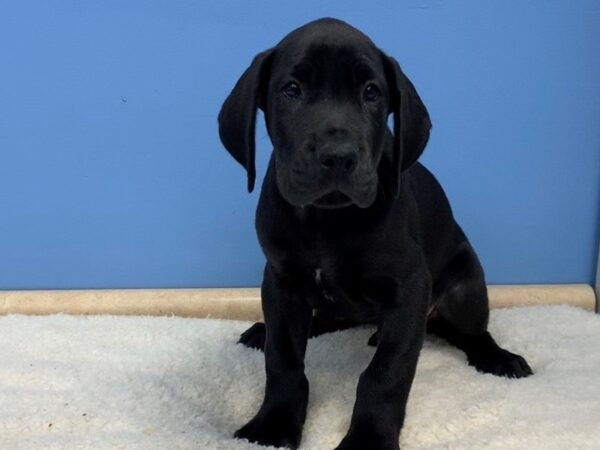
[
  {"left": 314, "top": 268, "right": 334, "bottom": 302},
  {"left": 309, "top": 264, "right": 375, "bottom": 321}
]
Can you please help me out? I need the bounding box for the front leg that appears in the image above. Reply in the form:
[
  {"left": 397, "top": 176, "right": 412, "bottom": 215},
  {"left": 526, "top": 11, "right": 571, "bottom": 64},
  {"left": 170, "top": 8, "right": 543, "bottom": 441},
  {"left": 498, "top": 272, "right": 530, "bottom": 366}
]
[
  {"left": 234, "top": 263, "right": 312, "bottom": 449},
  {"left": 336, "top": 270, "right": 431, "bottom": 450}
]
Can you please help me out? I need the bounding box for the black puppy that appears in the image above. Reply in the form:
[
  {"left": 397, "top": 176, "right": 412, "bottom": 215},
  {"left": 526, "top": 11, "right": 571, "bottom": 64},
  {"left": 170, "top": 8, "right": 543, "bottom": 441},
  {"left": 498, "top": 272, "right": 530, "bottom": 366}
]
[{"left": 219, "top": 18, "right": 532, "bottom": 450}]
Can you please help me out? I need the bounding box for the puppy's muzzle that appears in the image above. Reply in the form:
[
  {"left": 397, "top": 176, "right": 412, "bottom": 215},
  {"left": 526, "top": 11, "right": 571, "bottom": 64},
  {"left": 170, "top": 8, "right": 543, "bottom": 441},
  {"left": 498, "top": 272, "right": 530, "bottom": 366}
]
[{"left": 316, "top": 141, "right": 359, "bottom": 178}]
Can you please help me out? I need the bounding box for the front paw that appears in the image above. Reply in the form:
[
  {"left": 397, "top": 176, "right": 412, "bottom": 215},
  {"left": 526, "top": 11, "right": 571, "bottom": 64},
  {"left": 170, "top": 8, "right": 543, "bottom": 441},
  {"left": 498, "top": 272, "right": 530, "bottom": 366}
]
[
  {"left": 335, "top": 431, "right": 399, "bottom": 450},
  {"left": 234, "top": 408, "right": 304, "bottom": 449}
]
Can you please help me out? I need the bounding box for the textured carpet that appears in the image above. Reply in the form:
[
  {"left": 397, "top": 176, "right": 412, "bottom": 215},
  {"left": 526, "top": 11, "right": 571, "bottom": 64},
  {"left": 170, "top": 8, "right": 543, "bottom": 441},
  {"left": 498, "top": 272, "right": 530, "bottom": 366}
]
[{"left": 0, "top": 305, "right": 599, "bottom": 450}]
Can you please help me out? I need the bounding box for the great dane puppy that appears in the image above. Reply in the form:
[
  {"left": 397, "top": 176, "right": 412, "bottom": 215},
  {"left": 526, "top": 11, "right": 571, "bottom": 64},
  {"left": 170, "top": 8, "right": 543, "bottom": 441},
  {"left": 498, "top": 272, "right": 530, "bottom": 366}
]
[{"left": 218, "top": 18, "right": 532, "bottom": 450}]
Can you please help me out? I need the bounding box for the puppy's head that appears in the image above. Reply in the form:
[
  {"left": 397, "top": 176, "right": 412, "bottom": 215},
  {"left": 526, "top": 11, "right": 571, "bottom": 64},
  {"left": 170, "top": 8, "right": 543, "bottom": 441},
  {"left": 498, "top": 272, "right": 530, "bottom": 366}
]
[{"left": 219, "top": 18, "right": 431, "bottom": 209}]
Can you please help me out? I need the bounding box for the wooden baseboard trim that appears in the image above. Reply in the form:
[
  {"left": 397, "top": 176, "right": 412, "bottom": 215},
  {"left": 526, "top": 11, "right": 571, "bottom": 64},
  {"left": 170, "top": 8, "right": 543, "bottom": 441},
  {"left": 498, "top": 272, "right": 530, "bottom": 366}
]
[{"left": 0, "top": 284, "right": 595, "bottom": 321}]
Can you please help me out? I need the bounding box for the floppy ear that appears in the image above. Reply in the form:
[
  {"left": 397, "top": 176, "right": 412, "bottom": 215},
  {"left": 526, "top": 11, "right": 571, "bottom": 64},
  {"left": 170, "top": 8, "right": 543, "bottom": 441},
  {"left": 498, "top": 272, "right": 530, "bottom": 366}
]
[
  {"left": 218, "top": 50, "right": 273, "bottom": 193},
  {"left": 381, "top": 53, "right": 432, "bottom": 197}
]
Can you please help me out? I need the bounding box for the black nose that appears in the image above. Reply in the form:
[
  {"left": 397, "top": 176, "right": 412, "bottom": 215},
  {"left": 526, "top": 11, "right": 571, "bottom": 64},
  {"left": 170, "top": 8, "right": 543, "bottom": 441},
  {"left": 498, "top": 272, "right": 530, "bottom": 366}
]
[{"left": 317, "top": 143, "right": 358, "bottom": 174}]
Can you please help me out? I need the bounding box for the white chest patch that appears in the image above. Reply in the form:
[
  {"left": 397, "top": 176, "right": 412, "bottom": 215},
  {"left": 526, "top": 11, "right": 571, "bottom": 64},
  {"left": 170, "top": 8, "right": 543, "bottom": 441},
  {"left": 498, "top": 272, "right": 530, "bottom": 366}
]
[
  {"left": 314, "top": 268, "right": 335, "bottom": 302},
  {"left": 314, "top": 268, "right": 322, "bottom": 283}
]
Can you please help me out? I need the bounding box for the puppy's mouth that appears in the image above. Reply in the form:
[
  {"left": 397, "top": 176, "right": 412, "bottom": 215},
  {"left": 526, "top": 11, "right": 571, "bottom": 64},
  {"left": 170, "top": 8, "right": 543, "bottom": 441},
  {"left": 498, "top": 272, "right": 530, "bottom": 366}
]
[
  {"left": 277, "top": 162, "right": 379, "bottom": 209},
  {"left": 312, "top": 190, "right": 353, "bottom": 209}
]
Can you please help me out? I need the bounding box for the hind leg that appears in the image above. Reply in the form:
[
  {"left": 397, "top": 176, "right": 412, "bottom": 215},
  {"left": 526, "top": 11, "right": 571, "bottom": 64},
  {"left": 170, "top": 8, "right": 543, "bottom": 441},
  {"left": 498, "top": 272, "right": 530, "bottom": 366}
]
[
  {"left": 429, "top": 239, "right": 533, "bottom": 378},
  {"left": 238, "top": 315, "right": 357, "bottom": 351},
  {"left": 427, "top": 318, "right": 532, "bottom": 377}
]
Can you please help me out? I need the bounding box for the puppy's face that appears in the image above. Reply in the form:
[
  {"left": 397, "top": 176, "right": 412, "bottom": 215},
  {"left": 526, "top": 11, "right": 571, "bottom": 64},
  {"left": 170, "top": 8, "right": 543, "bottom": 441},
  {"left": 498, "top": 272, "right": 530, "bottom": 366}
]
[
  {"left": 265, "top": 34, "right": 389, "bottom": 209},
  {"left": 219, "top": 19, "right": 431, "bottom": 208}
]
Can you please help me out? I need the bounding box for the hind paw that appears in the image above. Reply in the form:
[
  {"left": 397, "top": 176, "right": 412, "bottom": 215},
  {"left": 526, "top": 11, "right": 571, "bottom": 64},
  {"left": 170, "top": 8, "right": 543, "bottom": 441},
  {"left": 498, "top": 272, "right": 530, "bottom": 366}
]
[
  {"left": 367, "top": 331, "right": 378, "bottom": 347},
  {"left": 238, "top": 322, "right": 266, "bottom": 351},
  {"left": 469, "top": 347, "right": 533, "bottom": 378}
]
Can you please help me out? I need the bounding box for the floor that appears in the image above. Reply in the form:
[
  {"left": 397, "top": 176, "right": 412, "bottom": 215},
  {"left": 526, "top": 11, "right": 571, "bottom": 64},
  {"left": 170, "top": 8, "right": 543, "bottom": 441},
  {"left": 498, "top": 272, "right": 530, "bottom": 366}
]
[{"left": 0, "top": 305, "right": 599, "bottom": 449}]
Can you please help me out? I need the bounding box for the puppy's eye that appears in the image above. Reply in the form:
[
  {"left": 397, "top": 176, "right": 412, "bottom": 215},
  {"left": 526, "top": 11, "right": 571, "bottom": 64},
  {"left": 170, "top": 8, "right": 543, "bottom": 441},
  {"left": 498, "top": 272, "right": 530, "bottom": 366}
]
[
  {"left": 282, "top": 82, "right": 302, "bottom": 98},
  {"left": 363, "top": 84, "right": 381, "bottom": 102}
]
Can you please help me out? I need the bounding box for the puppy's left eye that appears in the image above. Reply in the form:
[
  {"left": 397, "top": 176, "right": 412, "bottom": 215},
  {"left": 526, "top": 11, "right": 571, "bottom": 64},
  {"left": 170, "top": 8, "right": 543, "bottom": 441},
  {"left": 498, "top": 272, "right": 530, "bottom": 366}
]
[
  {"left": 363, "top": 84, "right": 381, "bottom": 102},
  {"left": 282, "top": 82, "right": 302, "bottom": 98}
]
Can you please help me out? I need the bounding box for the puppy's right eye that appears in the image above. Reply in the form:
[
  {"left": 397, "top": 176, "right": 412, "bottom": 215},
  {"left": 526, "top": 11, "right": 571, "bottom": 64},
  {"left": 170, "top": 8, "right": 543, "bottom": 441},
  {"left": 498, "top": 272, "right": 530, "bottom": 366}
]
[
  {"left": 282, "top": 82, "right": 302, "bottom": 98},
  {"left": 363, "top": 83, "right": 381, "bottom": 102}
]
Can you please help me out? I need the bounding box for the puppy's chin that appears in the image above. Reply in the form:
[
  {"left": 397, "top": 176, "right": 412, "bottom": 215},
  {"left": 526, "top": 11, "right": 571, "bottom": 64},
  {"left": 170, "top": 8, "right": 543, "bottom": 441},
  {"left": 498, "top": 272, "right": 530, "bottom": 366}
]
[
  {"left": 312, "top": 191, "right": 354, "bottom": 209},
  {"left": 276, "top": 165, "right": 379, "bottom": 209},
  {"left": 277, "top": 179, "right": 378, "bottom": 210}
]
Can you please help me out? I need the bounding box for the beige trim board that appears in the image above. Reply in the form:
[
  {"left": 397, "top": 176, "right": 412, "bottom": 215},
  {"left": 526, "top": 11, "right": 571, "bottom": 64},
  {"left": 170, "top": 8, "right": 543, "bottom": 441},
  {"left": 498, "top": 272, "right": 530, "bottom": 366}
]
[
  {"left": 0, "top": 288, "right": 264, "bottom": 322},
  {"left": 596, "top": 241, "right": 600, "bottom": 313},
  {"left": 0, "top": 284, "right": 595, "bottom": 320}
]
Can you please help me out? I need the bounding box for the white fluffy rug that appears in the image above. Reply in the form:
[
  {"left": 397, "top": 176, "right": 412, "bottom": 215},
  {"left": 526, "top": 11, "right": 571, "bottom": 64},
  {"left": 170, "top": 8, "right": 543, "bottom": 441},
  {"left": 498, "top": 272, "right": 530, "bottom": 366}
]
[{"left": 1, "top": 305, "right": 599, "bottom": 450}]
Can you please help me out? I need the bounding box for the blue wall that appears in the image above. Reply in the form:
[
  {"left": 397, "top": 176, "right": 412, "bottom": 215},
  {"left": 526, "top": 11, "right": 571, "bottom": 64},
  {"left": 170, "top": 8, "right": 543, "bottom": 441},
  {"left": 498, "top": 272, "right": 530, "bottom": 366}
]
[{"left": 1, "top": 1, "right": 599, "bottom": 289}]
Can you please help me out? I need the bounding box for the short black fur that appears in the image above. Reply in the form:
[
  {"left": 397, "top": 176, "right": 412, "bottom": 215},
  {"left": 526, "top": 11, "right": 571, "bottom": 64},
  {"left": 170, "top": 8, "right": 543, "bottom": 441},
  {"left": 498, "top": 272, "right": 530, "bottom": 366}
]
[{"left": 219, "top": 18, "right": 532, "bottom": 450}]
